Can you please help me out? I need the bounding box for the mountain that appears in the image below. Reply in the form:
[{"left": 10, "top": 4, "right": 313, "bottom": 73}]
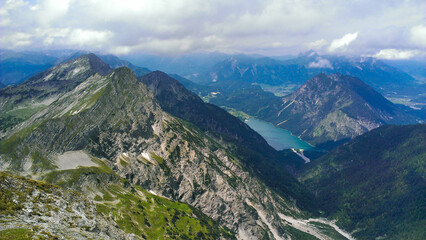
[
  {"left": 54, "top": 51, "right": 152, "bottom": 77},
  {"left": 139, "top": 71, "right": 319, "bottom": 209},
  {"left": 300, "top": 124, "right": 426, "bottom": 239},
  {"left": 0, "top": 50, "right": 151, "bottom": 87},
  {"left": 0, "top": 53, "right": 112, "bottom": 131},
  {"left": 382, "top": 59, "right": 426, "bottom": 83},
  {"left": 123, "top": 52, "right": 230, "bottom": 78},
  {"left": 282, "top": 51, "right": 421, "bottom": 96},
  {"left": 193, "top": 55, "right": 310, "bottom": 92},
  {"left": 98, "top": 54, "right": 151, "bottom": 77},
  {"left": 211, "top": 73, "right": 419, "bottom": 149},
  {"left": 191, "top": 51, "right": 422, "bottom": 99},
  {"left": 0, "top": 54, "right": 353, "bottom": 239},
  {"left": 140, "top": 71, "right": 273, "bottom": 153},
  {"left": 0, "top": 49, "right": 58, "bottom": 85},
  {"left": 264, "top": 73, "right": 418, "bottom": 148}
]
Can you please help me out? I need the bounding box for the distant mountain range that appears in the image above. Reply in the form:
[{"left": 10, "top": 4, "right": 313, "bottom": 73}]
[
  {"left": 190, "top": 51, "right": 423, "bottom": 98},
  {"left": 209, "top": 73, "right": 420, "bottom": 149},
  {"left": 0, "top": 49, "right": 58, "bottom": 85}
]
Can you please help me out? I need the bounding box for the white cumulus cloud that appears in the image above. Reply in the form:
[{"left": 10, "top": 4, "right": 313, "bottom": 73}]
[
  {"left": 410, "top": 24, "right": 426, "bottom": 47},
  {"left": 66, "top": 29, "right": 114, "bottom": 48},
  {"left": 373, "top": 49, "right": 421, "bottom": 60},
  {"left": 308, "top": 57, "right": 333, "bottom": 69},
  {"left": 0, "top": 32, "right": 32, "bottom": 47},
  {"left": 306, "top": 39, "right": 328, "bottom": 50},
  {"left": 328, "top": 32, "right": 358, "bottom": 52}
]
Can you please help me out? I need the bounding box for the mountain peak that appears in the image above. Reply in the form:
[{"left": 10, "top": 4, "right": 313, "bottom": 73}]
[
  {"left": 140, "top": 70, "right": 192, "bottom": 98},
  {"left": 81, "top": 53, "right": 112, "bottom": 76},
  {"left": 148, "top": 70, "right": 171, "bottom": 78},
  {"left": 273, "top": 73, "right": 417, "bottom": 148}
]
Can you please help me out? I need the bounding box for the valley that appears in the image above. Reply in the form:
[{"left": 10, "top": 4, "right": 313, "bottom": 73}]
[
  {"left": 1, "top": 1, "right": 425, "bottom": 238},
  {"left": 0, "top": 50, "right": 424, "bottom": 240}
]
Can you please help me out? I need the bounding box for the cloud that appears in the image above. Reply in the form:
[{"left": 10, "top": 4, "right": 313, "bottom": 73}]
[
  {"left": 308, "top": 57, "right": 333, "bottom": 69},
  {"left": 35, "top": 0, "right": 72, "bottom": 26},
  {"left": 0, "top": 0, "right": 28, "bottom": 26},
  {"left": 66, "top": 29, "right": 114, "bottom": 47},
  {"left": 410, "top": 24, "right": 426, "bottom": 47},
  {"left": 0, "top": 0, "right": 424, "bottom": 55},
  {"left": 306, "top": 39, "right": 328, "bottom": 50},
  {"left": 373, "top": 49, "right": 421, "bottom": 60},
  {"left": 328, "top": 32, "right": 358, "bottom": 52},
  {"left": 0, "top": 32, "right": 32, "bottom": 47}
]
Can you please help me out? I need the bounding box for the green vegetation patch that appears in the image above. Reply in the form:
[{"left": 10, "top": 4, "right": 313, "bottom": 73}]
[
  {"left": 96, "top": 184, "right": 234, "bottom": 239},
  {"left": 0, "top": 105, "right": 45, "bottom": 130},
  {"left": 0, "top": 124, "right": 40, "bottom": 155},
  {"left": 220, "top": 106, "right": 252, "bottom": 120},
  {"left": 0, "top": 228, "right": 35, "bottom": 240}
]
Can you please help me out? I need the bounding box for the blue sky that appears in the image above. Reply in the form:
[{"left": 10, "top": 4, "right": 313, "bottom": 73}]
[{"left": 1, "top": 0, "right": 425, "bottom": 59}]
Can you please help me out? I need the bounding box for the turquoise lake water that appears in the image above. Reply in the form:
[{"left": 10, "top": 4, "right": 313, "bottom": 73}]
[{"left": 245, "top": 118, "right": 314, "bottom": 150}]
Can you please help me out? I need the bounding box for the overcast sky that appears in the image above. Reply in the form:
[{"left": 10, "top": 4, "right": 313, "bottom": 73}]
[{"left": 1, "top": 0, "right": 425, "bottom": 59}]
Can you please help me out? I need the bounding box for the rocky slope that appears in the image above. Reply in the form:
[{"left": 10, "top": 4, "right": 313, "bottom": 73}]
[
  {"left": 140, "top": 71, "right": 274, "bottom": 153},
  {"left": 0, "top": 53, "right": 112, "bottom": 131},
  {"left": 0, "top": 55, "right": 352, "bottom": 239},
  {"left": 300, "top": 124, "right": 426, "bottom": 239},
  {"left": 0, "top": 171, "right": 135, "bottom": 239}
]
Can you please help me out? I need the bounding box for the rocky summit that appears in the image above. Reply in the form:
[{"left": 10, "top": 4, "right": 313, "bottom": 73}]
[{"left": 0, "top": 54, "right": 355, "bottom": 239}]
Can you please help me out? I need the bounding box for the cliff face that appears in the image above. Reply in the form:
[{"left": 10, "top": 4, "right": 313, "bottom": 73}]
[{"left": 0, "top": 57, "right": 319, "bottom": 239}]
